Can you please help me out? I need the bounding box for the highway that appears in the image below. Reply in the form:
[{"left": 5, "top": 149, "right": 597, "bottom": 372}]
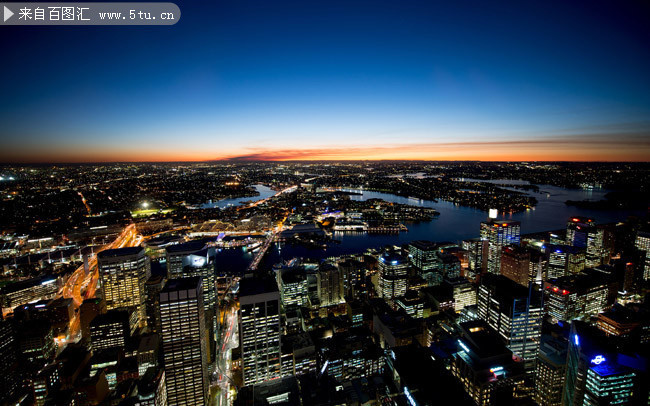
[
  {"left": 212, "top": 305, "right": 239, "bottom": 406},
  {"left": 59, "top": 223, "right": 139, "bottom": 344}
]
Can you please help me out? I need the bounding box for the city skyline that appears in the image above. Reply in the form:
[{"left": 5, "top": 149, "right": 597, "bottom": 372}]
[{"left": 1, "top": 0, "right": 650, "bottom": 163}]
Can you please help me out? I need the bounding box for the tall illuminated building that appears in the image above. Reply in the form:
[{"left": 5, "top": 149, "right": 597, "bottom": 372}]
[
  {"left": 546, "top": 245, "right": 585, "bottom": 279},
  {"left": 165, "top": 241, "right": 206, "bottom": 278},
  {"left": 500, "top": 246, "right": 543, "bottom": 287},
  {"left": 534, "top": 335, "right": 567, "bottom": 406},
  {"left": 563, "top": 322, "right": 640, "bottom": 406},
  {"left": 544, "top": 270, "right": 609, "bottom": 323},
  {"left": 158, "top": 277, "right": 208, "bottom": 405},
  {"left": 317, "top": 262, "right": 343, "bottom": 307},
  {"left": 378, "top": 251, "right": 409, "bottom": 300},
  {"left": 98, "top": 247, "right": 150, "bottom": 327},
  {"left": 480, "top": 220, "right": 521, "bottom": 274},
  {"left": 239, "top": 277, "right": 281, "bottom": 386},
  {"left": 635, "top": 231, "right": 650, "bottom": 281},
  {"left": 566, "top": 217, "right": 604, "bottom": 268},
  {"left": 477, "top": 274, "right": 542, "bottom": 373},
  {"left": 451, "top": 320, "right": 524, "bottom": 405}
]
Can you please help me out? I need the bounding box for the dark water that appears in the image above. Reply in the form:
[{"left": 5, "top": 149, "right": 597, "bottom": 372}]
[
  {"left": 216, "top": 182, "right": 645, "bottom": 272},
  {"left": 201, "top": 184, "right": 276, "bottom": 209}
]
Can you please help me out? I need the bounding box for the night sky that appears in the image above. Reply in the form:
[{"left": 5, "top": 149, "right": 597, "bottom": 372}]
[{"left": 1, "top": 0, "right": 649, "bottom": 162}]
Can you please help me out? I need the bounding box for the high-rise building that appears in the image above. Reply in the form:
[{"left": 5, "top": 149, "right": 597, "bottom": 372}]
[
  {"left": 98, "top": 247, "right": 150, "bottom": 326},
  {"left": 563, "top": 322, "right": 640, "bottom": 406},
  {"left": 409, "top": 240, "right": 438, "bottom": 273},
  {"left": 477, "top": 274, "right": 542, "bottom": 373},
  {"left": 462, "top": 238, "right": 488, "bottom": 278},
  {"left": 180, "top": 248, "right": 217, "bottom": 313},
  {"left": 445, "top": 277, "right": 477, "bottom": 312},
  {"left": 338, "top": 258, "right": 366, "bottom": 298},
  {"left": 378, "top": 251, "right": 409, "bottom": 300},
  {"left": 165, "top": 241, "right": 206, "bottom": 278},
  {"left": 239, "top": 277, "right": 281, "bottom": 386},
  {"left": 144, "top": 275, "right": 165, "bottom": 335},
  {"left": 278, "top": 267, "right": 308, "bottom": 308},
  {"left": 547, "top": 245, "right": 585, "bottom": 279},
  {"left": 158, "top": 277, "right": 208, "bottom": 405},
  {"left": 317, "top": 262, "right": 343, "bottom": 307},
  {"left": 566, "top": 217, "right": 604, "bottom": 268},
  {"left": 534, "top": 334, "right": 567, "bottom": 406},
  {"left": 451, "top": 320, "right": 525, "bottom": 405},
  {"left": 544, "top": 270, "right": 609, "bottom": 323},
  {"left": 500, "top": 246, "right": 532, "bottom": 286},
  {"left": 480, "top": 220, "right": 521, "bottom": 274},
  {"left": 634, "top": 231, "right": 650, "bottom": 281},
  {"left": 89, "top": 309, "right": 135, "bottom": 352}
]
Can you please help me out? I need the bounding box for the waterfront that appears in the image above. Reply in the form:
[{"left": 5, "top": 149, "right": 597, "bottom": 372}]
[{"left": 217, "top": 181, "right": 645, "bottom": 271}]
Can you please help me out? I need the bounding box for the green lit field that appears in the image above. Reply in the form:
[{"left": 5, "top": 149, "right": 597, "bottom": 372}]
[{"left": 130, "top": 208, "right": 175, "bottom": 218}]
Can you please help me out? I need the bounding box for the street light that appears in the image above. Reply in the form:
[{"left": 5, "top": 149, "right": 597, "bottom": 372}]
[{"left": 142, "top": 202, "right": 149, "bottom": 209}]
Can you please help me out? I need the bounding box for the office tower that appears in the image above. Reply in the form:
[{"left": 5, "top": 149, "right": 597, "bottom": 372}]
[
  {"left": 137, "top": 334, "right": 159, "bottom": 377},
  {"left": 480, "top": 220, "right": 521, "bottom": 274},
  {"left": 136, "top": 367, "right": 167, "bottom": 406},
  {"left": 339, "top": 259, "right": 366, "bottom": 298},
  {"left": 180, "top": 247, "right": 218, "bottom": 365},
  {"left": 80, "top": 297, "right": 106, "bottom": 344},
  {"left": 181, "top": 248, "right": 217, "bottom": 313},
  {"left": 317, "top": 262, "right": 343, "bottom": 307},
  {"left": 320, "top": 328, "right": 384, "bottom": 382},
  {"left": 563, "top": 322, "right": 640, "bottom": 406},
  {"left": 239, "top": 277, "right": 281, "bottom": 386},
  {"left": 445, "top": 277, "right": 477, "bottom": 312},
  {"left": 90, "top": 309, "right": 135, "bottom": 352},
  {"left": 395, "top": 290, "right": 426, "bottom": 319},
  {"left": 378, "top": 251, "right": 409, "bottom": 300},
  {"left": 0, "top": 275, "right": 59, "bottom": 315},
  {"left": 278, "top": 267, "right": 308, "bottom": 308},
  {"left": 534, "top": 335, "right": 567, "bottom": 406},
  {"left": 635, "top": 231, "right": 650, "bottom": 280},
  {"left": 0, "top": 319, "right": 23, "bottom": 405},
  {"left": 144, "top": 275, "right": 165, "bottom": 335},
  {"left": 544, "top": 270, "right": 609, "bottom": 323},
  {"left": 566, "top": 217, "right": 604, "bottom": 268},
  {"left": 409, "top": 240, "right": 438, "bottom": 273},
  {"left": 596, "top": 303, "right": 650, "bottom": 340},
  {"left": 164, "top": 241, "right": 206, "bottom": 278},
  {"left": 500, "top": 246, "right": 530, "bottom": 286},
  {"left": 451, "top": 320, "right": 525, "bottom": 405},
  {"left": 98, "top": 247, "right": 150, "bottom": 326},
  {"left": 462, "top": 238, "right": 488, "bottom": 277},
  {"left": 547, "top": 245, "right": 585, "bottom": 279},
  {"left": 477, "top": 275, "right": 542, "bottom": 373},
  {"left": 158, "top": 277, "right": 208, "bottom": 405},
  {"left": 17, "top": 320, "right": 56, "bottom": 364}
]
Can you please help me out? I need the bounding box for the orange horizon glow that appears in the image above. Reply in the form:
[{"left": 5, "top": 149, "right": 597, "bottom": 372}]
[{"left": 2, "top": 136, "right": 649, "bottom": 163}]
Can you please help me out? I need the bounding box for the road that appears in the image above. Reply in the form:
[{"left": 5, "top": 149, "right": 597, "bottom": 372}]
[
  {"left": 212, "top": 305, "right": 239, "bottom": 406},
  {"left": 59, "top": 224, "right": 139, "bottom": 344}
]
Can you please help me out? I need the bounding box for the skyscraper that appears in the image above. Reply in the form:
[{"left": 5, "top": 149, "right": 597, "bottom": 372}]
[
  {"left": 477, "top": 274, "right": 542, "bottom": 373},
  {"left": 566, "top": 217, "right": 604, "bottom": 268},
  {"left": 98, "top": 247, "right": 150, "bottom": 326},
  {"left": 547, "top": 245, "right": 585, "bottom": 279},
  {"left": 239, "top": 277, "right": 282, "bottom": 386},
  {"left": 480, "top": 220, "right": 521, "bottom": 274},
  {"left": 634, "top": 231, "right": 650, "bottom": 281},
  {"left": 378, "top": 251, "right": 409, "bottom": 300},
  {"left": 317, "top": 262, "right": 343, "bottom": 307},
  {"left": 158, "top": 277, "right": 208, "bottom": 405},
  {"left": 534, "top": 334, "right": 567, "bottom": 406},
  {"left": 563, "top": 322, "right": 639, "bottom": 406}
]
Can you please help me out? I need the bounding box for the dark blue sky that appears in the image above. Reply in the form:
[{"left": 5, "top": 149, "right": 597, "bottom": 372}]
[{"left": 1, "top": 0, "right": 649, "bottom": 161}]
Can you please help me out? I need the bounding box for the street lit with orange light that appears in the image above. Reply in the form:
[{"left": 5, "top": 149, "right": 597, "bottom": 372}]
[{"left": 58, "top": 223, "right": 139, "bottom": 344}]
